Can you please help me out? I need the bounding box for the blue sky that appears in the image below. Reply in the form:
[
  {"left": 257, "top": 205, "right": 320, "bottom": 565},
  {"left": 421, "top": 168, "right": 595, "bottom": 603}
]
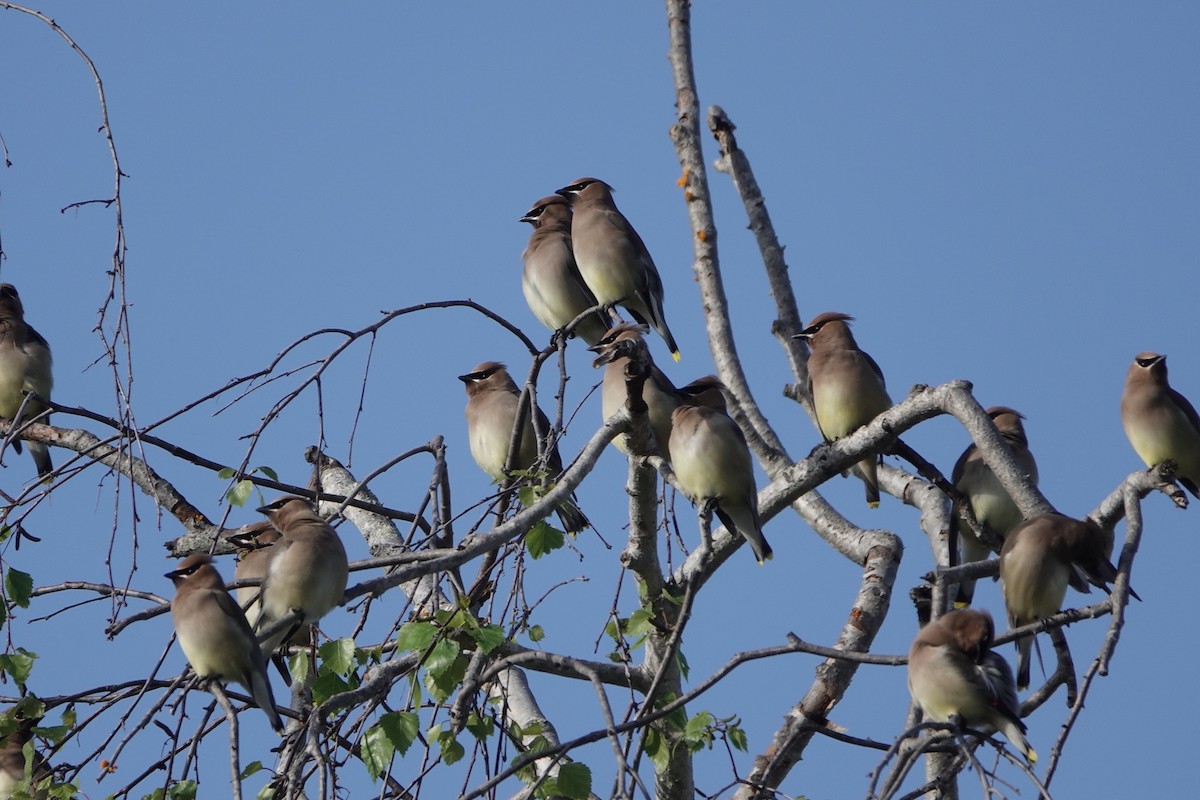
[{"left": 1, "top": 3, "right": 1197, "bottom": 798}]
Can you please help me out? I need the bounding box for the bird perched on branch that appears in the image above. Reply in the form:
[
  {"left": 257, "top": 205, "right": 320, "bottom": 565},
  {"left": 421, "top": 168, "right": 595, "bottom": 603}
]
[
  {"left": 588, "top": 323, "right": 680, "bottom": 461},
  {"left": 669, "top": 376, "right": 772, "bottom": 564},
  {"left": 460, "top": 362, "right": 589, "bottom": 533},
  {"left": 952, "top": 406, "right": 1039, "bottom": 606},
  {"left": 253, "top": 497, "right": 349, "bottom": 659},
  {"left": 794, "top": 312, "right": 892, "bottom": 507},
  {"left": 907, "top": 608, "right": 1035, "bottom": 763},
  {"left": 999, "top": 512, "right": 1121, "bottom": 690},
  {"left": 0, "top": 284, "right": 53, "bottom": 481},
  {"left": 166, "top": 554, "right": 283, "bottom": 733},
  {"left": 1121, "top": 352, "right": 1200, "bottom": 498},
  {"left": 225, "top": 521, "right": 284, "bottom": 631},
  {"left": 519, "top": 194, "right": 610, "bottom": 346},
  {"left": 555, "top": 177, "right": 680, "bottom": 361}
]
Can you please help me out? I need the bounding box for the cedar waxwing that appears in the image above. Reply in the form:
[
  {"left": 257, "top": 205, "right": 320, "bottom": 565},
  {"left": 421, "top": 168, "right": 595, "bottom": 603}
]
[
  {"left": 555, "top": 178, "right": 680, "bottom": 361},
  {"left": 459, "top": 362, "right": 589, "bottom": 533},
  {"left": 952, "top": 406, "right": 1039, "bottom": 606},
  {"left": 0, "top": 285, "right": 53, "bottom": 480},
  {"left": 794, "top": 312, "right": 892, "bottom": 507},
  {"left": 520, "top": 195, "right": 611, "bottom": 346},
  {"left": 166, "top": 554, "right": 283, "bottom": 733},
  {"left": 1121, "top": 352, "right": 1200, "bottom": 498},
  {"left": 254, "top": 497, "right": 349, "bottom": 657},
  {"left": 0, "top": 712, "right": 48, "bottom": 800},
  {"left": 907, "top": 608, "right": 1035, "bottom": 763},
  {"left": 669, "top": 376, "right": 773, "bottom": 564},
  {"left": 226, "top": 521, "right": 283, "bottom": 631},
  {"left": 999, "top": 513, "right": 1119, "bottom": 691},
  {"left": 588, "top": 323, "right": 680, "bottom": 461}
]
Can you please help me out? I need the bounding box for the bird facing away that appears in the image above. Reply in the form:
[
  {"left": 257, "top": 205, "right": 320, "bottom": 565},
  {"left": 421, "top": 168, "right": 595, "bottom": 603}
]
[
  {"left": 254, "top": 497, "right": 349, "bottom": 658},
  {"left": 226, "top": 521, "right": 284, "bottom": 631},
  {"left": 669, "top": 376, "right": 773, "bottom": 564},
  {"left": 459, "top": 362, "right": 589, "bottom": 533},
  {"left": 907, "top": 608, "right": 1036, "bottom": 763},
  {"left": 0, "top": 284, "right": 53, "bottom": 480},
  {"left": 520, "top": 195, "right": 611, "bottom": 346},
  {"left": 555, "top": 178, "right": 680, "bottom": 361},
  {"left": 999, "top": 512, "right": 1120, "bottom": 691},
  {"left": 952, "top": 406, "right": 1039, "bottom": 606},
  {"left": 794, "top": 312, "right": 892, "bottom": 507},
  {"left": 0, "top": 712, "right": 49, "bottom": 800},
  {"left": 1121, "top": 352, "right": 1200, "bottom": 498},
  {"left": 166, "top": 554, "right": 283, "bottom": 733},
  {"left": 588, "top": 323, "right": 680, "bottom": 461}
]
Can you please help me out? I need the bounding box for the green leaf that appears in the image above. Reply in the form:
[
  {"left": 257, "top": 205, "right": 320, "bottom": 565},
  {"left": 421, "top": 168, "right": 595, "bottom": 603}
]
[
  {"left": 318, "top": 638, "right": 357, "bottom": 677},
  {"left": 424, "top": 653, "right": 467, "bottom": 704},
  {"left": 471, "top": 623, "right": 506, "bottom": 654},
  {"left": 554, "top": 762, "right": 592, "bottom": 800},
  {"left": 0, "top": 649, "right": 37, "bottom": 687},
  {"left": 361, "top": 720, "right": 396, "bottom": 781},
  {"left": 310, "top": 671, "right": 350, "bottom": 705},
  {"left": 625, "top": 609, "right": 654, "bottom": 638},
  {"left": 168, "top": 780, "right": 198, "bottom": 800},
  {"left": 0, "top": 525, "right": 12, "bottom": 543},
  {"left": 435, "top": 728, "right": 465, "bottom": 766},
  {"left": 288, "top": 650, "right": 310, "bottom": 682},
  {"left": 5, "top": 568, "right": 33, "bottom": 608},
  {"left": 465, "top": 712, "right": 494, "bottom": 742},
  {"left": 728, "top": 723, "right": 749, "bottom": 752},
  {"left": 396, "top": 621, "right": 438, "bottom": 652},
  {"left": 255, "top": 784, "right": 277, "bottom": 800},
  {"left": 643, "top": 727, "right": 670, "bottom": 773},
  {"left": 424, "top": 638, "right": 460, "bottom": 676},
  {"left": 226, "top": 479, "right": 254, "bottom": 507},
  {"left": 255, "top": 465, "right": 280, "bottom": 482},
  {"left": 217, "top": 468, "right": 236, "bottom": 480},
  {"left": 525, "top": 520, "right": 564, "bottom": 559},
  {"left": 528, "top": 624, "right": 545, "bottom": 643},
  {"left": 363, "top": 712, "right": 420, "bottom": 774},
  {"left": 684, "top": 711, "right": 714, "bottom": 746},
  {"left": 676, "top": 649, "right": 689, "bottom": 681},
  {"left": 239, "top": 761, "right": 264, "bottom": 779}
]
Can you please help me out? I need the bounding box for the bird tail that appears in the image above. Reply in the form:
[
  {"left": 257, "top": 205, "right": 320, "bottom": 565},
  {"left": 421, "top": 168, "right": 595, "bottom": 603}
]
[
  {"left": 556, "top": 500, "right": 590, "bottom": 534},
  {"left": 28, "top": 441, "right": 52, "bottom": 483},
  {"left": 854, "top": 457, "right": 881, "bottom": 507},
  {"left": 714, "top": 505, "right": 773, "bottom": 565},
  {"left": 1015, "top": 636, "right": 1033, "bottom": 691},
  {"left": 999, "top": 718, "right": 1037, "bottom": 764},
  {"left": 247, "top": 663, "right": 284, "bottom": 733}
]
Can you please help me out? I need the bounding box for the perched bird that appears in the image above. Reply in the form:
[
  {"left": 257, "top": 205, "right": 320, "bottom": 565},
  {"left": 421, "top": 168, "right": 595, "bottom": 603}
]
[
  {"left": 166, "top": 554, "right": 283, "bottom": 733},
  {"left": 226, "top": 521, "right": 283, "bottom": 630},
  {"left": 999, "top": 513, "right": 1120, "bottom": 690},
  {"left": 0, "top": 712, "right": 48, "bottom": 800},
  {"left": 0, "top": 284, "right": 53, "bottom": 480},
  {"left": 459, "top": 362, "right": 589, "bottom": 533},
  {"left": 588, "top": 323, "right": 680, "bottom": 461},
  {"left": 907, "top": 608, "right": 1036, "bottom": 763},
  {"left": 1121, "top": 352, "right": 1200, "bottom": 498},
  {"left": 520, "top": 195, "right": 610, "bottom": 346},
  {"left": 555, "top": 178, "right": 680, "bottom": 360},
  {"left": 254, "top": 497, "right": 349, "bottom": 658},
  {"left": 952, "top": 406, "right": 1039, "bottom": 606},
  {"left": 669, "top": 376, "right": 772, "bottom": 564},
  {"left": 794, "top": 312, "right": 892, "bottom": 507}
]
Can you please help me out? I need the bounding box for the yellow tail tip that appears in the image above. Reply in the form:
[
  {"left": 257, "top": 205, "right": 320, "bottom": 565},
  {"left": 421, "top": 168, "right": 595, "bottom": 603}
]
[
  {"left": 671, "top": 351, "right": 681, "bottom": 362},
  {"left": 867, "top": 500, "right": 880, "bottom": 509},
  {"left": 953, "top": 600, "right": 970, "bottom": 609},
  {"left": 1026, "top": 748, "right": 1038, "bottom": 764}
]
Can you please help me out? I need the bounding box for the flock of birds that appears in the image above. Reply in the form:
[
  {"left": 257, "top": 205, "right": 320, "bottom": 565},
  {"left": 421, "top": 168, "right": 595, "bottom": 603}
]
[{"left": 0, "top": 176, "right": 1198, "bottom": 792}]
